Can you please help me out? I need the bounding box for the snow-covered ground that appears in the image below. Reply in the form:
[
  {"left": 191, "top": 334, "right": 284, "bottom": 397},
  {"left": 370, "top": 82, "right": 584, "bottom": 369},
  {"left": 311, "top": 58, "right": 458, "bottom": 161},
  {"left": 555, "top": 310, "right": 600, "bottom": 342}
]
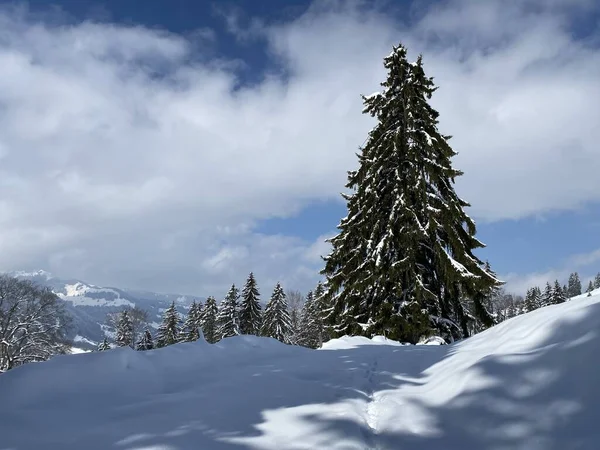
[{"left": 2, "top": 292, "right": 600, "bottom": 449}]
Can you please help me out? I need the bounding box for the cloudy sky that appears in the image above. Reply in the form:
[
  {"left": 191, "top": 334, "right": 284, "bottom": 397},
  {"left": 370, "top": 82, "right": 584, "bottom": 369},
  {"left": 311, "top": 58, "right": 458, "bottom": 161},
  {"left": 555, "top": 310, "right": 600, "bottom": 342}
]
[{"left": 0, "top": 0, "right": 599, "bottom": 297}]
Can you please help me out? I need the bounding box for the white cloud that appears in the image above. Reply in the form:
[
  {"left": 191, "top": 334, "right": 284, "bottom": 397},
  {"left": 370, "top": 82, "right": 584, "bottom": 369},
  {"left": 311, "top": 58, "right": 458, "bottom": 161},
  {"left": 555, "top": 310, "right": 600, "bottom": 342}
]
[{"left": 0, "top": 1, "right": 598, "bottom": 294}]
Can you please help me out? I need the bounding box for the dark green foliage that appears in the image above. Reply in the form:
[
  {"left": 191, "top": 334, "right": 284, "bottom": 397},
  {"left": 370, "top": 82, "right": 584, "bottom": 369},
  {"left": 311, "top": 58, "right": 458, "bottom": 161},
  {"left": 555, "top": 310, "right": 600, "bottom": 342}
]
[
  {"left": 586, "top": 280, "right": 594, "bottom": 296},
  {"left": 594, "top": 273, "right": 600, "bottom": 289},
  {"left": 136, "top": 328, "right": 154, "bottom": 351},
  {"left": 542, "top": 282, "right": 553, "bottom": 307},
  {"left": 321, "top": 44, "right": 501, "bottom": 344},
  {"left": 97, "top": 337, "right": 111, "bottom": 351},
  {"left": 201, "top": 296, "right": 219, "bottom": 344},
  {"left": 524, "top": 287, "right": 542, "bottom": 312},
  {"left": 567, "top": 272, "right": 582, "bottom": 297},
  {"left": 181, "top": 301, "right": 203, "bottom": 342},
  {"left": 261, "top": 282, "right": 292, "bottom": 344},
  {"left": 115, "top": 310, "right": 134, "bottom": 348},
  {"left": 239, "top": 273, "right": 262, "bottom": 335},
  {"left": 156, "top": 301, "right": 181, "bottom": 348},
  {"left": 552, "top": 280, "right": 566, "bottom": 305},
  {"left": 217, "top": 284, "right": 240, "bottom": 339}
]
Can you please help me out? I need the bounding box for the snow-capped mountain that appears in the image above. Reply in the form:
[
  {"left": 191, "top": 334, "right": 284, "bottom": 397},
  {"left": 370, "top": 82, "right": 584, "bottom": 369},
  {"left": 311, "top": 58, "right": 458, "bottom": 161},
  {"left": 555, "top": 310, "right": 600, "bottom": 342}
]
[{"left": 6, "top": 270, "right": 203, "bottom": 350}]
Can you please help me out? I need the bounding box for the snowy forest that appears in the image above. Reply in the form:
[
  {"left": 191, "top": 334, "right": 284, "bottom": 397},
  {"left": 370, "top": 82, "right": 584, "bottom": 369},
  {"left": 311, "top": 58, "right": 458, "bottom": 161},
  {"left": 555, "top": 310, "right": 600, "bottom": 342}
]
[{"left": 1, "top": 42, "right": 598, "bottom": 371}]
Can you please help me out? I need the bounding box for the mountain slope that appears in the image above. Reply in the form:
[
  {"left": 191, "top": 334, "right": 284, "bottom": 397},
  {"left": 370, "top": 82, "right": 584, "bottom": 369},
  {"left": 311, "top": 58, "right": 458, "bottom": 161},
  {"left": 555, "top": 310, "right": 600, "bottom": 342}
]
[
  {"left": 1, "top": 289, "right": 599, "bottom": 448},
  {"left": 7, "top": 270, "right": 202, "bottom": 349}
]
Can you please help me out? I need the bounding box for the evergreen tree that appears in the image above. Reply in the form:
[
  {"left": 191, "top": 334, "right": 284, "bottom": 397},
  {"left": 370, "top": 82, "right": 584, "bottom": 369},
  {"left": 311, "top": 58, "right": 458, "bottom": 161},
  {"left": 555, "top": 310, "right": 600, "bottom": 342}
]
[
  {"left": 313, "top": 281, "right": 330, "bottom": 345},
  {"left": 552, "top": 280, "right": 566, "bottom": 305},
  {"left": 97, "top": 337, "right": 111, "bottom": 351},
  {"left": 115, "top": 310, "right": 134, "bottom": 348},
  {"left": 320, "top": 44, "right": 501, "bottom": 343},
  {"left": 136, "top": 328, "right": 154, "bottom": 351},
  {"left": 586, "top": 280, "right": 594, "bottom": 296},
  {"left": 156, "top": 301, "right": 181, "bottom": 348},
  {"left": 261, "top": 282, "right": 292, "bottom": 343},
  {"left": 217, "top": 284, "right": 240, "bottom": 339},
  {"left": 296, "top": 291, "right": 321, "bottom": 348},
  {"left": 567, "top": 272, "right": 582, "bottom": 297},
  {"left": 181, "top": 301, "right": 203, "bottom": 342},
  {"left": 542, "top": 282, "right": 553, "bottom": 307},
  {"left": 239, "top": 273, "right": 262, "bottom": 335},
  {"left": 594, "top": 273, "right": 600, "bottom": 289},
  {"left": 201, "top": 296, "right": 219, "bottom": 344},
  {"left": 524, "top": 287, "right": 541, "bottom": 313}
]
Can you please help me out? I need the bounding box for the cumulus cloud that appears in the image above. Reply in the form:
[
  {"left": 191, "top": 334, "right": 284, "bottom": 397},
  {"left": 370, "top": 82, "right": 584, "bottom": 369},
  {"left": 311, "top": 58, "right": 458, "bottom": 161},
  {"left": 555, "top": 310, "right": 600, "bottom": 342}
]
[{"left": 0, "top": 1, "right": 598, "bottom": 294}]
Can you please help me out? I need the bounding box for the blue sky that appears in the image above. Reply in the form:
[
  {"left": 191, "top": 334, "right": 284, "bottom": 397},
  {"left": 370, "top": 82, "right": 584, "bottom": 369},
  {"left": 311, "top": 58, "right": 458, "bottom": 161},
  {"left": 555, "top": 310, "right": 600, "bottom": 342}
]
[{"left": 0, "top": 0, "right": 598, "bottom": 296}]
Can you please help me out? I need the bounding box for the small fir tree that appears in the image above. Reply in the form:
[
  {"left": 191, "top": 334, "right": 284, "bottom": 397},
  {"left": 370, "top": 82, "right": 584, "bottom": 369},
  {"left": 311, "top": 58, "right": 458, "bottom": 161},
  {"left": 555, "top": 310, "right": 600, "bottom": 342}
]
[
  {"left": 156, "top": 301, "right": 181, "bottom": 348},
  {"left": 261, "top": 282, "right": 292, "bottom": 344},
  {"left": 296, "top": 291, "right": 320, "bottom": 348},
  {"left": 217, "top": 284, "right": 240, "bottom": 339},
  {"left": 115, "top": 310, "right": 134, "bottom": 348},
  {"left": 201, "top": 296, "right": 219, "bottom": 344},
  {"left": 181, "top": 301, "right": 203, "bottom": 342},
  {"left": 568, "top": 272, "right": 582, "bottom": 297},
  {"left": 594, "top": 273, "right": 600, "bottom": 289},
  {"left": 239, "top": 273, "right": 262, "bottom": 335},
  {"left": 136, "top": 328, "right": 154, "bottom": 351},
  {"left": 97, "top": 337, "right": 111, "bottom": 351},
  {"left": 586, "top": 280, "right": 594, "bottom": 296},
  {"left": 542, "top": 282, "right": 553, "bottom": 307},
  {"left": 551, "top": 280, "right": 566, "bottom": 305}
]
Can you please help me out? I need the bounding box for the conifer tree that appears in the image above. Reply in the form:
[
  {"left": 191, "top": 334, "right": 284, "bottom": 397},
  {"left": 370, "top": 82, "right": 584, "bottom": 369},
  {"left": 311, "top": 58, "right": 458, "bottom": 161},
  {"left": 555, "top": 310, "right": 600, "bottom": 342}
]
[
  {"left": 97, "top": 337, "right": 111, "bottom": 351},
  {"left": 115, "top": 310, "right": 134, "bottom": 348},
  {"left": 586, "top": 280, "right": 594, "bottom": 296},
  {"left": 552, "top": 280, "right": 566, "bottom": 305},
  {"left": 217, "top": 284, "right": 240, "bottom": 339},
  {"left": 261, "top": 282, "right": 292, "bottom": 343},
  {"left": 239, "top": 273, "right": 262, "bottom": 335},
  {"left": 567, "top": 272, "right": 582, "bottom": 297},
  {"left": 296, "top": 291, "right": 321, "bottom": 348},
  {"left": 201, "top": 296, "right": 219, "bottom": 344},
  {"left": 321, "top": 43, "right": 501, "bottom": 343},
  {"left": 156, "top": 301, "right": 181, "bottom": 348},
  {"left": 136, "top": 328, "right": 154, "bottom": 351},
  {"left": 181, "top": 301, "right": 203, "bottom": 342},
  {"left": 542, "top": 282, "right": 553, "bottom": 307},
  {"left": 594, "top": 273, "right": 600, "bottom": 289},
  {"left": 524, "top": 287, "right": 541, "bottom": 313}
]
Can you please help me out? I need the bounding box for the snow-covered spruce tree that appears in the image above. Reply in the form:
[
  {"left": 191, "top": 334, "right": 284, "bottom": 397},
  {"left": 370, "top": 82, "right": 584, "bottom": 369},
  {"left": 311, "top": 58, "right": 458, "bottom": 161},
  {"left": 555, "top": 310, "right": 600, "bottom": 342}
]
[
  {"left": 261, "top": 282, "right": 292, "bottom": 344},
  {"left": 97, "top": 337, "right": 111, "bottom": 351},
  {"left": 156, "top": 301, "right": 181, "bottom": 348},
  {"left": 181, "top": 300, "right": 203, "bottom": 342},
  {"left": 115, "top": 310, "right": 134, "bottom": 348},
  {"left": 542, "top": 282, "right": 553, "bottom": 307},
  {"left": 136, "top": 328, "right": 154, "bottom": 351},
  {"left": 595, "top": 273, "right": 600, "bottom": 289},
  {"left": 313, "top": 281, "right": 331, "bottom": 345},
  {"left": 217, "top": 284, "right": 240, "bottom": 339},
  {"left": 567, "top": 272, "right": 582, "bottom": 297},
  {"left": 321, "top": 44, "right": 501, "bottom": 344},
  {"left": 586, "top": 280, "right": 594, "bottom": 296},
  {"left": 201, "top": 296, "right": 219, "bottom": 344},
  {"left": 552, "top": 280, "right": 566, "bottom": 305},
  {"left": 296, "top": 291, "right": 321, "bottom": 348},
  {"left": 524, "top": 287, "right": 542, "bottom": 312},
  {"left": 239, "top": 273, "right": 262, "bottom": 335}
]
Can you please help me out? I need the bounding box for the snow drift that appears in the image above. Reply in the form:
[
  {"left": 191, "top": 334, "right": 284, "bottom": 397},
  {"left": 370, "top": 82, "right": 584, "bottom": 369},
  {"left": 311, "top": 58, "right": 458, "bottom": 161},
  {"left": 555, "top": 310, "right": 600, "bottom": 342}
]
[{"left": 2, "top": 291, "right": 600, "bottom": 449}]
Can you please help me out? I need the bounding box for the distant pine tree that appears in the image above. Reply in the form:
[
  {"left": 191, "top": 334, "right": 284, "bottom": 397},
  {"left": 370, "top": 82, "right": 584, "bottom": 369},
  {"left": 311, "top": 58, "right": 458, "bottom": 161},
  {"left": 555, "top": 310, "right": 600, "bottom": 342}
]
[
  {"left": 586, "top": 280, "right": 594, "bottom": 296},
  {"left": 296, "top": 291, "right": 320, "bottom": 348},
  {"left": 115, "top": 310, "right": 134, "bottom": 348},
  {"left": 217, "top": 284, "right": 240, "bottom": 339},
  {"left": 239, "top": 273, "right": 262, "bottom": 335},
  {"left": 136, "top": 328, "right": 154, "bottom": 351},
  {"left": 524, "top": 287, "right": 541, "bottom": 313},
  {"left": 563, "top": 283, "right": 568, "bottom": 298},
  {"left": 568, "top": 272, "right": 582, "bottom": 297},
  {"left": 542, "top": 282, "right": 553, "bottom": 307},
  {"left": 201, "top": 296, "right": 219, "bottom": 344},
  {"left": 320, "top": 44, "right": 501, "bottom": 344},
  {"left": 552, "top": 280, "right": 566, "bottom": 305},
  {"left": 313, "top": 281, "right": 330, "bottom": 346},
  {"left": 595, "top": 273, "right": 600, "bottom": 289},
  {"left": 181, "top": 301, "right": 203, "bottom": 342},
  {"left": 261, "top": 282, "right": 292, "bottom": 343},
  {"left": 97, "top": 337, "right": 111, "bottom": 351},
  {"left": 156, "top": 301, "right": 181, "bottom": 348}
]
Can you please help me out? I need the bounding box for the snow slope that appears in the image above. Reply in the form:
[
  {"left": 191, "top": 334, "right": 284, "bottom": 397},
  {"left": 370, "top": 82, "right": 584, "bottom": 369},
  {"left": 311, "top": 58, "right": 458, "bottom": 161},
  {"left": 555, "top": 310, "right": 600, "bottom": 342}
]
[{"left": 2, "top": 292, "right": 600, "bottom": 449}]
